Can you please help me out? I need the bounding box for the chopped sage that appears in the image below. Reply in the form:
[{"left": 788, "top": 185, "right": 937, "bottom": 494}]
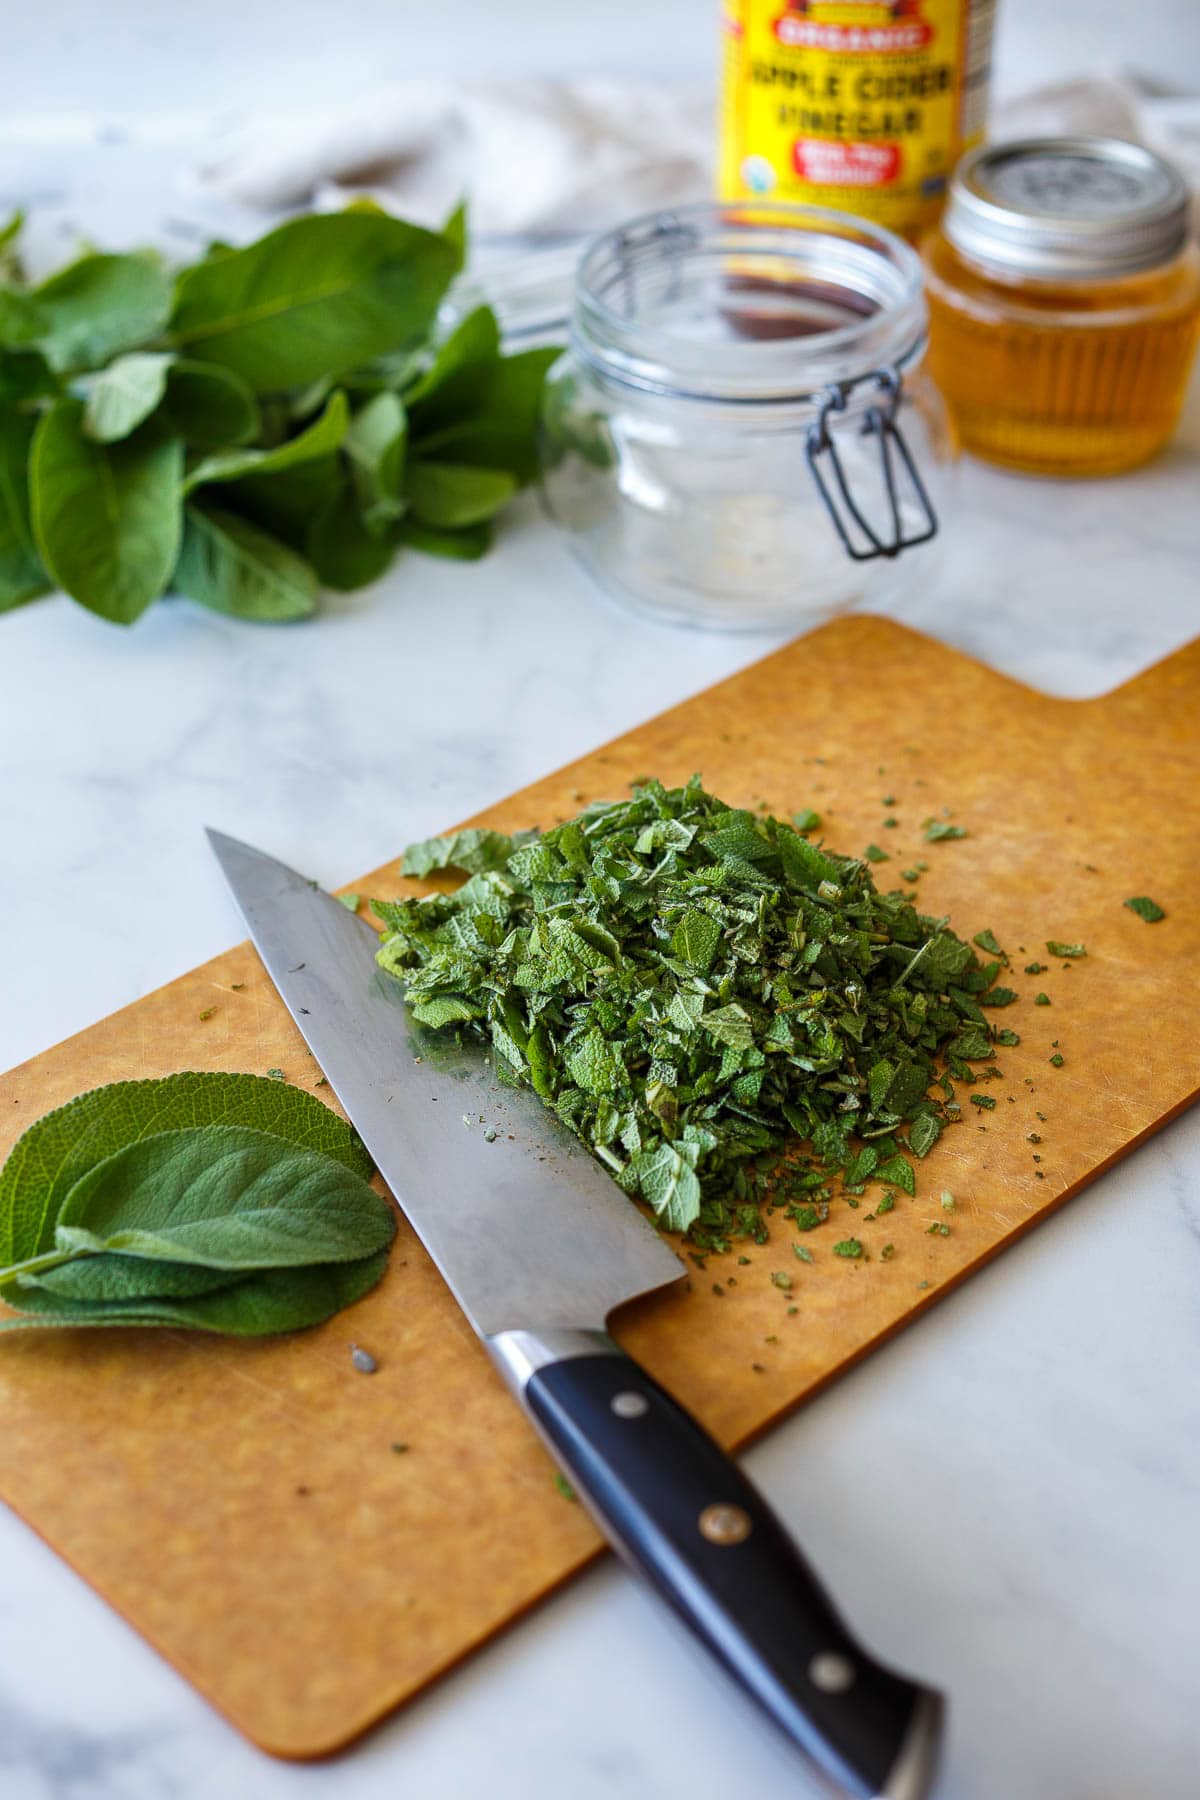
[{"left": 374, "top": 778, "right": 1017, "bottom": 1245}]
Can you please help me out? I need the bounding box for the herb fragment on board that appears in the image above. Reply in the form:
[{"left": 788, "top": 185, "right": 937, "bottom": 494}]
[
  {"left": 832, "top": 1239, "right": 863, "bottom": 1259},
  {"left": 924, "top": 820, "right": 967, "bottom": 842},
  {"left": 1124, "top": 896, "right": 1165, "bottom": 923},
  {"left": 553, "top": 1472, "right": 578, "bottom": 1502},
  {"left": 1049, "top": 1053, "right": 1065, "bottom": 1067},
  {"left": 0, "top": 1073, "right": 392, "bottom": 1337},
  {"left": 973, "top": 930, "right": 1003, "bottom": 956},
  {"left": 373, "top": 777, "right": 1017, "bottom": 1245},
  {"left": 1046, "top": 941, "right": 1086, "bottom": 958}
]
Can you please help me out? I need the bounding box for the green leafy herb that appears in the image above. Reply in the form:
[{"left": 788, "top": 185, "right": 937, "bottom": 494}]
[
  {"left": 832, "top": 1239, "right": 863, "bottom": 1258},
  {"left": 863, "top": 843, "right": 890, "bottom": 863},
  {"left": 1049, "top": 1053, "right": 1065, "bottom": 1067},
  {"left": 173, "top": 502, "right": 318, "bottom": 622},
  {"left": 168, "top": 212, "right": 459, "bottom": 392},
  {"left": 1046, "top": 941, "right": 1086, "bottom": 958},
  {"left": 924, "top": 820, "right": 967, "bottom": 842},
  {"left": 2, "top": 1256, "right": 388, "bottom": 1336},
  {"left": 0, "top": 207, "right": 556, "bottom": 627},
  {"left": 1034, "top": 993, "right": 1051, "bottom": 1006},
  {"left": 373, "top": 777, "right": 1013, "bottom": 1243},
  {"left": 0, "top": 1075, "right": 392, "bottom": 1337},
  {"left": 791, "top": 809, "right": 821, "bottom": 833},
  {"left": 30, "top": 402, "right": 182, "bottom": 624},
  {"left": 1124, "top": 896, "right": 1165, "bottom": 923},
  {"left": 970, "top": 1093, "right": 996, "bottom": 1110}
]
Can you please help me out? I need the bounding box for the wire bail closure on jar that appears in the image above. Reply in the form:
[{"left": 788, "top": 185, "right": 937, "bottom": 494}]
[{"left": 804, "top": 368, "right": 939, "bottom": 562}]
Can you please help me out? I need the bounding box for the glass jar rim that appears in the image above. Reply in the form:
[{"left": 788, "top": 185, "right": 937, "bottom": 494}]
[{"left": 572, "top": 201, "right": 928, "bottom": 404}]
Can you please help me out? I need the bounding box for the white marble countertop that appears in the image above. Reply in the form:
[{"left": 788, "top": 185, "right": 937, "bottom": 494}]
[{"left": 3, "top": 6, "right": 1200, "bottom": 1797}]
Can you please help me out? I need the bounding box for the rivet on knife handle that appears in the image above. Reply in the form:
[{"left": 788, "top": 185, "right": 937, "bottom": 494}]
[{"left": 491, "top": 1329, "right": 943, "bottom": 1800}]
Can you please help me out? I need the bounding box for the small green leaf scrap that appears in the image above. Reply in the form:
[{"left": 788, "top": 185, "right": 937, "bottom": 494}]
[{"left": 1124, "top": 897, "right": 1165, "bottom": 923}]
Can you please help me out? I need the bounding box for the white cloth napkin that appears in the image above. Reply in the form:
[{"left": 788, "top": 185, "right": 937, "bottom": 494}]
[
  {"left": 193, "top": 80, "right": 715, "bottom": 236},
  {"left": 190, "top": 72, "right": 1200, "bottom": 239}
]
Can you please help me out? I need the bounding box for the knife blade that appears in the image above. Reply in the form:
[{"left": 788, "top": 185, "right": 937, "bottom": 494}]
[{"left": 209, "top": 829, "right": 943, "bottom": 1800}]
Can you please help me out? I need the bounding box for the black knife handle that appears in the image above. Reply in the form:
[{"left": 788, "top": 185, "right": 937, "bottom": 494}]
[{"left": 513, "top": 1339, "right": 942, "bottom": 1800}]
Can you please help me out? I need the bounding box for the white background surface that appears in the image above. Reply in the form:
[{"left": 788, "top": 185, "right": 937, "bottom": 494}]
[{"left": 2, "top": 3, "right": 1199, "bottom": 1797}]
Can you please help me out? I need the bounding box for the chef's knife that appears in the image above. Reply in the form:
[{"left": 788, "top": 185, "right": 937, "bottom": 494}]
[{"left": 208, "top": 829, "right": 943, "bottom": 1800}]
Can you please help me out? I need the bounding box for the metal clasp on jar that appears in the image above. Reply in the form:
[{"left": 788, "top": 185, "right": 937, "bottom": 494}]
[{"left": 804, "top": 367, "right": 938, "bottom": 562}]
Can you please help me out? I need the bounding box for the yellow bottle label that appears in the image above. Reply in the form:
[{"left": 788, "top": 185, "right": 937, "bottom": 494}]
[{"left": 719, "top": 0, "right": 995, "bottom": 239}]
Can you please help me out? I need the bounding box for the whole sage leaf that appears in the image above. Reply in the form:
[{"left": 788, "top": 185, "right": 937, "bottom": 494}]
[
  {"left": 53, "top": 1124, "right": 395, "bottom": 1269},
  {"left": 405, "top": 460, "right": 516, "bottom": 529},
  {"left": 305, "top": 485, "right": 393, "bottom": 591},
  {"left": 16, "top": 1254, "right": 240, "bottom": 1303},
  {"left": 412, "top": 347, "right": 559, "bottom": 484},
  {"left": 0, "top": 1070, "right": 372, "bottom": 1267},
  {"left": 83, "top": 350, "right": 173, "bottom": 443},
  {"left": 0, "top": 285, "right": 49, "bottom": 349},
  {"left": 0, "top": 345, "right": 59, "bottom": 405},
  {"left": 0, "top": 411, "right": 49, "bottom": 611},
  {"left": 183, "top": 389, "right": 349, "bottom": 494},
  {"left": 174, "top": 502, "right": 318, "bottom": 621},
  {"left": 397, "top": 519, "right": 491, "bottom": 561},
  {"left": 30, "top": 401, "right": 182, "bottom": 623},
  {"left": 404, "top": 304, "right": 500, "bottom": 411},
  {"left": 223, "top": 454, "right": 342, "bottom": 550},
  {"left": 344, "top": 390, "right": 406, "bottom": 534},
  {"left": 169, "top": 213, "right": 461, "bottom": 393},
  {"left": 0, "top": 1250, "right": 388, "bottom": 1336},
  {"left": 32, "top": 252, "right": 172, "bottom": 375},
  {"left": 164, "top": 359, "right": 261, "bottom": 449}
]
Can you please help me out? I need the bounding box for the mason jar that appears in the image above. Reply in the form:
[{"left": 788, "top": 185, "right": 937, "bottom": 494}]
[{"left": 539, "top": 202, "right": 956, "bottom": 631}]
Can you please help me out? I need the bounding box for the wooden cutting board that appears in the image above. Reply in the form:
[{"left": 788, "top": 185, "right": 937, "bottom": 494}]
[{"left": 2, "top": 616, "right": 1198, "bottom": 1759}]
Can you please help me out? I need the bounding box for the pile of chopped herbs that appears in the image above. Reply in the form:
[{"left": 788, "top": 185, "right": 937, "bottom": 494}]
[{"left": 373, "top": 778, "right": 1019, "bottom": 1247}]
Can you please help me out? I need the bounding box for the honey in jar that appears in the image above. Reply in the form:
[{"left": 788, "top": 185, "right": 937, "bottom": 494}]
[{"left": 922, "top": 135, "right": 1200, "bottom": 475}]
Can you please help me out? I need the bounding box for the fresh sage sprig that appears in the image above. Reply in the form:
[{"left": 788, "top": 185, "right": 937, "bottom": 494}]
[
  {"left": 0, "top": 205, "right": 558, "bottom": 625},
  {"left": 0, "top": 1072, "right": 395, "bottom": 1335},
  {"left": 374, "top": 777, "right": 1021, "bottom": 1245}
]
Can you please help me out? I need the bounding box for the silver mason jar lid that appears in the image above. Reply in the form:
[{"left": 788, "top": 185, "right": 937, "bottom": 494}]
[{"left": 943, "top": 136, "right": 1192, "bottom": 281}]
